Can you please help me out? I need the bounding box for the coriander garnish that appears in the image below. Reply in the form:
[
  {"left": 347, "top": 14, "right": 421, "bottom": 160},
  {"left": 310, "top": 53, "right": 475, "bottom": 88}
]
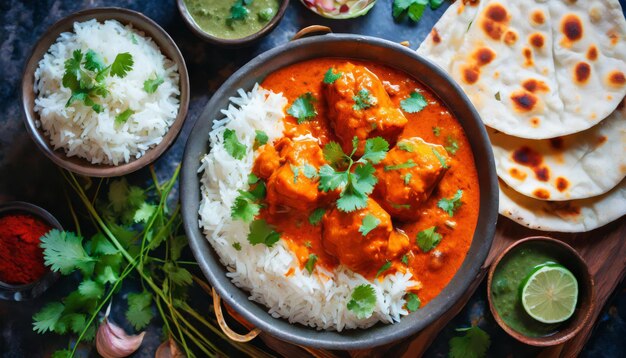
[
  {"left": 353, "top": 89, "right": 375, "bottom": 110},
  {"left": 416, "top": 226, "right": 442, "bottom": 252},
  {"left": 438, "top": 189, "right": 463, "bottom": 216}
]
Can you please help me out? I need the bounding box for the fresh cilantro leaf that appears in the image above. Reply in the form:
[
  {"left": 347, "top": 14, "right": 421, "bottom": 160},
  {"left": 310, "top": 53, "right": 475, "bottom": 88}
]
[
  {"left": 115, "top": 109, "right": 135, "bottom": 126},
  {"left": 33, "top": 302, "right": 64, "bottom": 334},
  {"left": 318, "top": 165, "right": 349, "bottom": 192},
  {"left": 90, "top": 233, "right": 118, "bottom": 256},
  {"left": 126, "top": 290, "right": 154, "bottom": 330},
  {"left": 134, "top": 202, "right": 156, "bottom": 223},
  {"left": 97, "top": 265, "right": 118, "bottom": 285},
  {"left": 398, "top": 141, "right": 415, "bottom": 152},
  {"left": 83, "top": 49, "right": 105, "bottom": 72},
  {"left": 247, "top": 219, "right": 280, "bottom": 247},
  {"left": 351, "top": 162, "right": 377, "bottom": 195},
  {"left": 302, "top": 163, "right": 318, "bottom": 179},
  {"left": 404, "top": 173, "right": 412, "bottom": 185},
  {"left": 393, "top": 0, "right": 428, "bottom": 22},
  {"left": 78, "top": 280, "right": 104, "bottom": 300},
  {"left": 438, "top": 189, "right": 463, "bottom": 216},
  {"left": 401, "top": 254, "right": 409, "bottom": 265},
  {"left": 323, "top": 142, "right": 347, "bottom": 168},
  {"left": 223, "top": 128, "right": 247, "bottom": 160},
  {"left": 51, "top": 350, "right": 72, "bottom": 358},
  {"left": 429, "top": 0, "right": 445, "bottom": 9},
  {"left": 445, "top": 136, "right": 459, "bottom": 155},
  {"left": 406, "top": 293, "right": 421, "bottom": 312},
  {"left": 64, "top": 49, "right": 83, "bottom": 78},
  {"left": 143, "top": 75, "right": 164, "bottom": 94},
  {"left": 231, "top": 190, "right": 261, "bottom": 222},
  {"left": 110, "top": 52, "right": 134, "bottom": 78},
  {"left": 248, "top": 173, "right": 260, "bottom": 184},
  {"left": 40, "top": 230, "right": 94, "bottom": 275},
  {"left": 353, "top": 89, "right": 375, "bottom": 110},
  {"left": 290, "top": 164, "right": 300, "bottom": 184},
  {"left": 163, "top": 262, "right": 193, "bottom": 286},
  {"left": 384, "top": 159, "right": 416, "bottom": 171},
  {"left": 359, "top": 137, "right": 389, "bottom": 164},
  {"left": 305, "top": 254, "right": 318, "bottom": 274},
  {"left": 254, "top": 130, "right": 269, "bottom": 148},
  {"left": 248, "top": 180, "right": 266, "bottom": 199},
  {"left": 91, "top": 103, "right": 103, "bottom": 113},
  {"left": 336, "top": 186, "right": 368, "bottom": 212},
  {"left": 288, "top": 92, "right": 317, "bottom": 123},
  {"left": 347, "top": 284, "right": 377, "bottom": 319},
  {"left": 408, "top": 1, "right": 427, "bottom": 21},
  {"left": 323, "top": 68, "right": 342, "bottom": 84},
  {"left": 66, "top": 91, "right": 87, "bottom": 107},
  {"left": 388, "top": 200, "right": 411, "bottom": 210},
  {"left": 337, "top": 163, "right": 377, "bottom": 212},
  {"left": 433, "top": 126, "right": 441, "bottom": 136},
  {"left": 62, "top": 72, "right": 80, "bottom": 92},
  {"left": 432, "top": 148, "right": 449, "bottom": 169},
  {"left": 170, "top": 235, "right": 188, "bottom": 262},
  {"left": 63, "top": 313, "right": 87, "bottom": 334},
  {"left": 304, "top": 241, "right": 312, "bottom": 248},
  {"left": 359, "top": 214, "right": 380, "bottom": 236},
  {"left": 401, "top": 91, "right": 428, "bottom": 113},
  {"left": 417, "top": 226, "right": 442, "bottom": 252},
  {"left": 309, "top": 208, "right": 326, "bottom": 226},
  {"left": 449, "top": 326, "right": 491, "bottom": 358},
  {"left": 375, "top": 260, "right": 392, "bottom": 278},
  {"left": 232, "top": 242, "right": 242, "bottom": 251}
]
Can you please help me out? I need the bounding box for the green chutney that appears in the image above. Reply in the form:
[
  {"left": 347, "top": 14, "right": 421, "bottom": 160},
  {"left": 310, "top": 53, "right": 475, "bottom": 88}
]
[
  {"left": 491, "top": 243, "right": 567, "bottom": 337},
  {"left": 184, "top": 0, "right": 280, "bottom": 40}
]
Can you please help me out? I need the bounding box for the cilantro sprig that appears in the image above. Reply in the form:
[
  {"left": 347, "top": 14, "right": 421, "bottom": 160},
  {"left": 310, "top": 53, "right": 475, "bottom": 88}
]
[
  {"left": 305, "top": 254, "right": 318, "bottom": 274},
  {"left": 288, "top": 92, "right": 317, "bottom": 123},
  {"left": 308, "top": 208, "right": 326, "bottom": 226},
  {"left": 400, "top": 91, "right": 428, "bottom": 113},
  {"left": 406, "top": 293, "right": 421, "bottom": 312},
  {"left": 347, "top": 284, "right": 377, "bottom": 319},
  {"left": 247, "top": 219, "right": 280, "bottom": 247},
  {"left": 438, "top": 189, "right": 463, "bottom": 216},
  {"left": 375, "top": 260, "right": 392, "bottom": 278},
  {"left": 416, "top": 226, "right": 442, "bottom": 252},
  {"left": 231, "top": 174, "right": 266, "bottom": 222},
  {"left": 318, "top": 137, "right": 389, "bottom": 212},
  {"left": 393, "top": 0, "right": 446, "bottom": 23},
  {"left": 449, "top": 325, "right": 491, "bottom": 358},
  {"left": 359, "top": 214, "right": 380, "bottom": 236},
  {"left": 323, "top": 68, "right": 342, "bottom": 84},
  {"left": 223, "top": 128, "right": 247, "bottom": 160},
  {"left": 353, "top": 89, "right": 375, "bottom": 110}
]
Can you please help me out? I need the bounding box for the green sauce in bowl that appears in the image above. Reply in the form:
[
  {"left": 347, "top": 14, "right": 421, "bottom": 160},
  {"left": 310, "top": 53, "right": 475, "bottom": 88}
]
[
  {"left": 184, "top": 0, "right": 280, "bottom": 40},
  {"left": 490, "top": 243, "right": 568, "bottom": 337}
]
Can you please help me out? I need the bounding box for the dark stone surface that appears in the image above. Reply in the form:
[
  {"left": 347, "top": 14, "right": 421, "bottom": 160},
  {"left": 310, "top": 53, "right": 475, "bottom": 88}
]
[{"left": 0, "top": 0, "right": 625, "bottom": 356}]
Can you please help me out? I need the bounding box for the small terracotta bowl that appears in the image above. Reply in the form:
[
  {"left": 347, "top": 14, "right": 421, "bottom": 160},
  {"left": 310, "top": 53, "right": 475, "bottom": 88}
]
[
  {"left": 487, "top": 236, "right": 594, "bottom": 346},
  {"left": 0, "top": 202, "right": 63, "bottom": 301},
  {"left": 176, "top": 0, "right": 290, "bottom": 47},
  {"left": 21, "top": 7, "right": 190, "bottom": 178}
]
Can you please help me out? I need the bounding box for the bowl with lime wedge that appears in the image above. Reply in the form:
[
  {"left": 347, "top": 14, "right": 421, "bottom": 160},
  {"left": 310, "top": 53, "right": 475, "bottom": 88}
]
[{"left": 487, "top": 236, "right": 594, "bottom": 346}]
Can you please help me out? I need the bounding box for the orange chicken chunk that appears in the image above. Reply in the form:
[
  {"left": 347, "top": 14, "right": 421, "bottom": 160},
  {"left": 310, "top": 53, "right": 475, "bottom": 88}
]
[
  {"left": 324, "top": 63, "right": 408, "bottom": 156},
  {"left": 321, "top": 198, "right": 409, "bottom": 276},
  {"left": 374, "top": 137, "right": 450, "bottom": 221}
]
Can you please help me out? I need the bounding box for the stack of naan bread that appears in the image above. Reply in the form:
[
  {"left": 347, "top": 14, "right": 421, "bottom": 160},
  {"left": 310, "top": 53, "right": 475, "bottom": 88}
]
[{"left": 417, "top": 0, "right": 626, "bottom": 232}]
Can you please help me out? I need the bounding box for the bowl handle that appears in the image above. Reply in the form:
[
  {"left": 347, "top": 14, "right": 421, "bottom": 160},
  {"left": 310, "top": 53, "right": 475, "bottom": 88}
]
[
  {"left": 212, "top": 288, "right": 261, "bottom": 342},
  {"left": 292, "top": 25, "right": 332, "bottom": 41}
]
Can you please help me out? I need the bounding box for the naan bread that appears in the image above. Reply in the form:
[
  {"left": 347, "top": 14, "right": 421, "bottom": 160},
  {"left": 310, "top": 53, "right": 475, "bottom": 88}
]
[
  {"left": 499, "top": 179, "right": 626, "bottom": 232},
  {"left": 490, "top": 99, "right": 626, "bottom": 201},
  {"left": 417, "top": 0, "right": 626, "bottom": 139}
]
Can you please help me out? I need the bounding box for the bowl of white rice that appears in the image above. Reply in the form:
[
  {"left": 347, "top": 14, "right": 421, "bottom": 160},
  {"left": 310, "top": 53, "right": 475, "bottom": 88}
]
[{"left": 21, "top": 8, "right": 189, "bottom": 177}]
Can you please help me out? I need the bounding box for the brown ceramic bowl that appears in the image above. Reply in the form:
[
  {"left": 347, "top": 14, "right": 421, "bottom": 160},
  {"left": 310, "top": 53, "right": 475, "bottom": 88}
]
[
  {"left": 487, "top": 236, "right": 594, "bottom": 346},
  {"left": 21, "top": 7, "right": 190, "bottom": 178},
  {"left": 0, "top": 201, "right": 63, "bottom": 301},
  {"left": 176, "top": 0, "right": 289, "bottom": 47}
]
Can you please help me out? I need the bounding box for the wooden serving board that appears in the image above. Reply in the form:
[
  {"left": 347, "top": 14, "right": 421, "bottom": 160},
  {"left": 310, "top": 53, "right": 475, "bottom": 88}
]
[{"left": 255, "top": 216, "right": 626, "bottom": 357}]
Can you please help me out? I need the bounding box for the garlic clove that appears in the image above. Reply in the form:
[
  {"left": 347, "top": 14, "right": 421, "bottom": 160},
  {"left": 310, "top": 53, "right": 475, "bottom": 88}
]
[
  {"left": 96, "top": 318, "right": 145, "bottom": 358},
  {"left": 155, "top": 337, "right": 185, "bottom": 358}
]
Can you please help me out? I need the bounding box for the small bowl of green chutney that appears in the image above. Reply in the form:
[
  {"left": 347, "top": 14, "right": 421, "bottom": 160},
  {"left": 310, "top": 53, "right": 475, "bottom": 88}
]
[
  {"left": 177, "top": 0, "right": 289, "bottom": 47},
  {"left": 488, "top": 236, "right": 594, "bottom": 346}
]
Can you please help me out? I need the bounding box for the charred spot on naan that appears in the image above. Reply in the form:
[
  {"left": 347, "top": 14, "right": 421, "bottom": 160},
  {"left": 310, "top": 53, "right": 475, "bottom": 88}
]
[
  {"left": 431, "top": 28, "right": 441, "bottom": 44},
  {"left": 510, "top": 91, "right": 538, "bottom": 112},
  {"left": 556, "top": 177, "right": 570, "bottom": 192},
  {"left": 481, "top": 3, "right": 510, "bottom": 41},
  {"left": 586, "top": 46, "right": 598, "bottom": 61},
  {"left": 607, "top": 71, "right": 626, "bottom": 88},
  {"left": 531, "top": 10, "right": 545, "bottom": 26},
  {"left": 529, "top": 33, "right": 545, "bottom": 48},
  {"left": 547, "top": 201, "right": 581, "bottom": 217},
  {"left": 574, "top": 62, "right": 591, "bottom": 84},
  {"left": 509, "top": 168, "right": 527, "bottom": 181},
  {"left": 523, "top": 48, "right": 533, "bottom": 67},
  {"left": 474, "top": 47, "right": 496, "bottom": 66},
  {"left": 503, "top": 30, "right": 518, "bottom": 45},
  {"left": 560, "top": 14, "right": 584, "bottom": 45},
  {"left": 512, "top": 146, "right": 542, "bottom": 167},
  {"left": 533, "top": 166, "right": 550, "bottom": 182},
  {"left": 522, "top": 79, "right": 550, "bottom": 93},
  {"left": 533, "top": 188, "right": 550, "bottom": 199},
  {"left": 607, "top": 30, "right": 620, "bottom": 46},
  {"left": 549, "top": 137, "right": 564, "bottom": 150},
  {"left": 530, "top": 117, "right": 540, "bottom": 127},
  {"left": 462, "top": 66, "right": 480, "bottom": 84}
]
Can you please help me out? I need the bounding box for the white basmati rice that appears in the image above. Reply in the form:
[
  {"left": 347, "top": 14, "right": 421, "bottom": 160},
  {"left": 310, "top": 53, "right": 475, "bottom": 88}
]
[
  {"left": 198, "top": 84, "right": 418, "bottom": 331},
  {"left": 33, "top": 19, "right": 180, "bottom": 165}
]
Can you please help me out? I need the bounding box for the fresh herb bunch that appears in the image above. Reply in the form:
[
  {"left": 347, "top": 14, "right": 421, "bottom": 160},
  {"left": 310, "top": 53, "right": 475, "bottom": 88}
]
[
  {"left": 62, "top": 49, "right": 134, "bottom": 113},
  {"left": 33, "top": 167, "right": 271, "bottom": 358},
  {"left": 392, "top": 0, "right": 446, "bottom": 23}
]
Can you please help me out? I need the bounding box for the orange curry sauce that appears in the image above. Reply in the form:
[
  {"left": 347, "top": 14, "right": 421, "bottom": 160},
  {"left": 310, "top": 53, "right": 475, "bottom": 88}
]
[{"left": 255, "top": 58, "right": 479, "bottom": 305}]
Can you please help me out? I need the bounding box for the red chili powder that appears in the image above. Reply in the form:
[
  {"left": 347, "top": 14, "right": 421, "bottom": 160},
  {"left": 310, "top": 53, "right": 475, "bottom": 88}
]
[{"left": 0, "top": 213, "right": 51, "bottom": 285}]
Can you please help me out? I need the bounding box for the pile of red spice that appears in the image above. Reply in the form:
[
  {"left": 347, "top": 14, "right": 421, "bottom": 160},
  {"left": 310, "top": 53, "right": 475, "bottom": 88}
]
[{"left": 0, "top": 213, "right": 51, "bottom": 285}]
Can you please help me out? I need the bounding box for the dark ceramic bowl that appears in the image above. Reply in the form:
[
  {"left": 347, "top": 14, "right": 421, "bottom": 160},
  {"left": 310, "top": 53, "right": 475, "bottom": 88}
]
[
  {"left": 180, "top": 34, "right": 499, "bottom": 349},
  {"left": 176, "top": 0, "right": 290, "bottom": 47},
  {"left": 0, "top": 202, "right": 63, "bottom": 301},
  {"left": 21, "top": 7, "right": 190, "bottom": 178},
  {"left": 487, "top": 236, "right": 594, "bottom": 346}
]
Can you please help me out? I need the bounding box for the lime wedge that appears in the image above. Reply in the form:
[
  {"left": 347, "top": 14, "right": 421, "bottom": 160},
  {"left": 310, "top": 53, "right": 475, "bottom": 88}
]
[{"left": 520, "top": 264, "right": 578, "bottom": 324}]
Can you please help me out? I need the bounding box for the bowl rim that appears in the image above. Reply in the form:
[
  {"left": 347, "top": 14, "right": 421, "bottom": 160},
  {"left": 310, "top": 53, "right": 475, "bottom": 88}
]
[
  {"left": 0, "top": 201, "right": 63, "bottom": 300},
  {"left": 20, "top": 7, "right": 190, "bottom": 178},
  {"left": 180, "top": 33, "right": 499, "bottom": 349},
  {"left": 486, "top": 236, "right": 595, "bottom": 346},
  {"left": 176, "top": 0, "right": 290, "bottom": 47}
]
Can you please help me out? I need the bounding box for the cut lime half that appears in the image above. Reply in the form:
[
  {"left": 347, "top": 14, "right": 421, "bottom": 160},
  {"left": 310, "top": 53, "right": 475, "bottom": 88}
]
[{"left": 520, "top": 264, "right": 578, "bottom": 324}]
